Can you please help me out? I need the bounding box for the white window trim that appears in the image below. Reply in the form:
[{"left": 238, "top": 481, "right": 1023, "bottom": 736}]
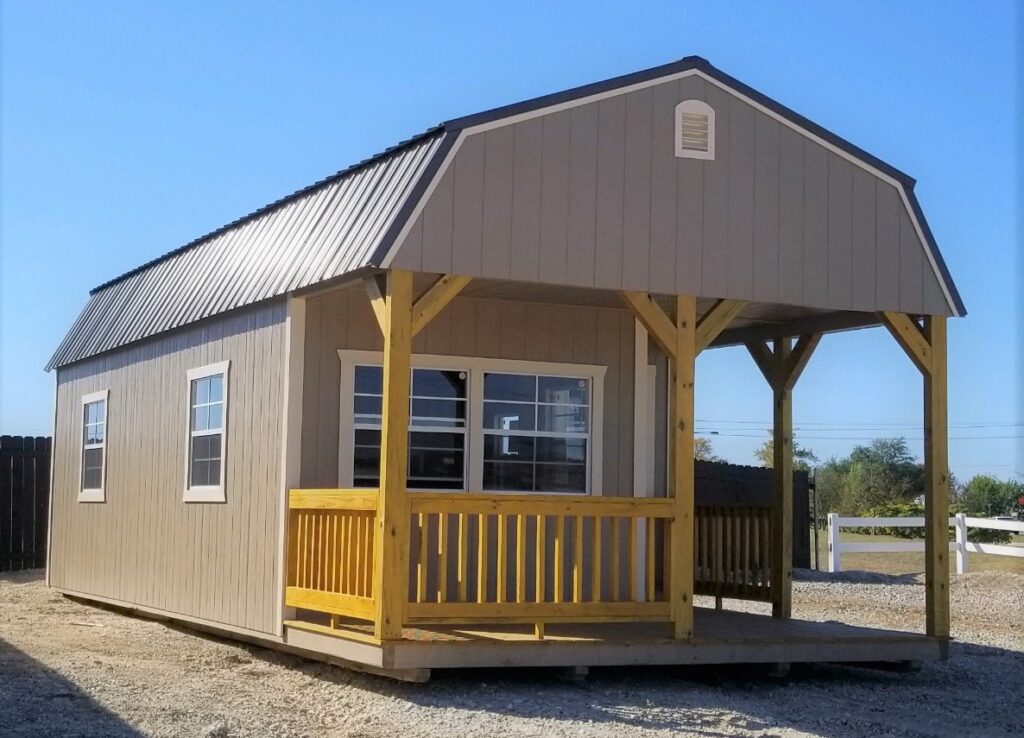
[
  {"left": 337, "top": 350, "right": 605, "bottom": 496},
  {"left": 78, "top": 389, "right": 109, "bottom": 503},
  {"left": 674, "top": 99, "right": 715, "bottom": 160},
  {"left": 183, "top": 360, "right": 230, "bottom": 503}
]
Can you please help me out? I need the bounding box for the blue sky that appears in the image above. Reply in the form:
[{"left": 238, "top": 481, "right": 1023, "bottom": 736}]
[{"left": 1, "top": 1, "right": 1019, "bottom": 482}]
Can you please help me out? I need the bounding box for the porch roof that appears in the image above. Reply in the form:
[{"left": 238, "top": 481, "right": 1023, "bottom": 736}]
[{"left": 48, "top": 56, "right": 964, "bottom": 371}]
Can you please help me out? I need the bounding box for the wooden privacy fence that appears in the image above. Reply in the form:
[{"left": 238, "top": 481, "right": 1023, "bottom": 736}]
[
  {"left": 828, "top": 513, "right": 1024, "bottom": 574},
  {"left": 405, "top": 493, "right": 673, "bottom": 629},
  {"left": 695, "top": 460, "right": 810, "bottom": 568},
  {"left": 1, "top": 436, "right": 51, "bottom": 572},
  {"left": 285, "top": 489, "right": 377, "bottom": 622}
]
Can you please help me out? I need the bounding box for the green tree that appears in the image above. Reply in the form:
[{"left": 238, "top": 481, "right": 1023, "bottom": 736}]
[
  {"left": 962, "top": 475, "right": 1018, "bottom": 516},
  {"left": 754, "top": 437, "right": 819, "bottom": 472},
  {"left": 694, "top": 436, "right": 722, "bottom": 462}
]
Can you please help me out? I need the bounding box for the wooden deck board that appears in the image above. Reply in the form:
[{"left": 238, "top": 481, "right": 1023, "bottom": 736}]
[{"left": 283, "top": 606, "right": 946, "bottom": 675}]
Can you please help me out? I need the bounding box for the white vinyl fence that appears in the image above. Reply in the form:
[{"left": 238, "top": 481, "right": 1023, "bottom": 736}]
[{"left": 827, "top": 513, "right": 1024, "bottom": 574}]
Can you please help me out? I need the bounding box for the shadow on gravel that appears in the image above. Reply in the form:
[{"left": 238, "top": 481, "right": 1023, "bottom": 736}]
[
  {"left": 794, "top": 568, "right": 922, "bottom": 585},
  {"left": 299, "top": 641, "right": 1021, "bottom": 738},
  {"left": 0, "top": 636, "right": 142, "bottom": 737}
]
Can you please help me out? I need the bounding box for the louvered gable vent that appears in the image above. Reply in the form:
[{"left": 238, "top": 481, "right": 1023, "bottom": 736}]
[{"left": 674, "top": 100, "right": 715, "bottom": 160}]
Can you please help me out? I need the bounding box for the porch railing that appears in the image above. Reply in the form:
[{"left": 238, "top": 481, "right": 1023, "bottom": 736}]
[
  {"left": 694, "top": 505, "right": 773, "bottom": 602},
  {"left": 285, "top": 489, "right": 377, "bottom": 621},
  {"left": 405, "top": 493, "right": 674, "bottom": 626},
  {"left": 284, "top": 490, "right": 776, "bottom": 635}
]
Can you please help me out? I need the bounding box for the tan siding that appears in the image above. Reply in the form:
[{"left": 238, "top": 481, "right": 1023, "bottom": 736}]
[
  {"left": 621, "top": 87, "right": 653, "bottom": 291},
  {"left": 509, "top": 118, "right": 544, "bottom": 283},
  {"left": 752, "top": 113, "right": 781, "bottom": 303},
  {"left": 875, "top": 182, "right": 901, "bottom": 310},
  {"left": 301, "top": 289, "right": 636, "bottom": 498},
  {"left": 565, "top": 104, "right": 599, "bottom": 288},
  {"left": 827, "top": 154, "right": 855, "bottom": 309},
  {"left": 538, "top": 111, "right": 571, "bottom": 283},
  {"left": 850, "top": 168, "right": 878, "bottom": 311},
  {"left": 50, "top": 301, "right": 287, "bottom": 635},
  {"left": 392, "top": 73, "right": 952, "bottom": 315},
  {"left": 649, "top": 79, "right": 680, "bottom": 296}
]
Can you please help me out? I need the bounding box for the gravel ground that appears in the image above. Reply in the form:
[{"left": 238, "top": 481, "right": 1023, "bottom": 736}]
[{"left": 1, "top": 569, "right": 1022, "bottom": 738}]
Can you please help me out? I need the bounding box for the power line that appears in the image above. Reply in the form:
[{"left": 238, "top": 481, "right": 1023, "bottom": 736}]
[{"left": 696, "top": 431, "right": 1024, "bottom": 441}]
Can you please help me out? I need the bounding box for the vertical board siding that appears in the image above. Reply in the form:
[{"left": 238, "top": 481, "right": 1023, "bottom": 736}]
[
  {"left": 49, "top": 301, "right": 287, "bottom": 635},
  {"left": 850, "top": 168, "right": 878, "bottom": 311},
  {"left": 648, "top": 80, "right": 680, "bottom": 296},
  {"left": 537, "top": 111, "right": 571, "bottom": 283},
  {"left": 301, "top": 288, "right": 635, "bottom": 497},
  {"left": 752, "top": 114, "right": 781, "bottom": 304},
  {"left": 565, "top": 104, "right": 600, "bottom": 288},
  {"left": 827, "top": 155, "right": 854, "bottom": 310},
  {"left": 621, "top": 88, "right": 653, "bottom": 291},
  {"left": 393, "top": 75, "right": 951, "bottom": 315},
  {"left": 509, "top": 118, "right": 545, "bottom": 283},
  {"left": 594, "top": 96, "right": 627, "bottom": 289}
]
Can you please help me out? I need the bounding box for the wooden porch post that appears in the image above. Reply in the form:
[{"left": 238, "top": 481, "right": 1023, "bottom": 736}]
[
  {"left": 372, "top": 269, "right": 413, "bottom": 640},
  {"left": 771, "top": 338, "right": 794, "bottom": 619},
  {"left": 923, "top": 316, "right": 949, "bottom": 638},
  {"left": 880, "top": 311, "right": 949, "bottom": 638},
  {"left": 746, "top": 333, "right": 821, "bottom": 619},
  {"left": 620, "top": 294, "right": 745, "bottom": 640},
  {"left": 670, "top": 296, "right": 697, "bottom": 639}
]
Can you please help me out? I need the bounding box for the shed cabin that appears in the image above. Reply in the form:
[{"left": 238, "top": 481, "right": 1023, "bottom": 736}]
[{"left": 47, "top": 56, "right": 963, "bottom": 681}]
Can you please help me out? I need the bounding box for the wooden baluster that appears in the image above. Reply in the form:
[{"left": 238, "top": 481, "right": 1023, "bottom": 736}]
[
  {"left": 591, "top": 517, "right": 602, "bottom": 602},
  {"left": 536, "top": 515, "right": 546, "bottom": 602},
  {"left": 516, "top": 514, "right": 526, "bottom": 604},
  {"left": 496, "top": 513, "right": 507, "bottom": 604},
  {"left": 627, "top": 514, "right": 637, "bottom": 601},
  {"left": 341, "top": 513, "right": 347, "bottom": 594},
  {"left": 553, "top": 516, "right": 564, "bottom": 604},
  {"left": 610, "top": 517, "right": 620, "bottom": 601},
  {"left": 646, "top": 517, "right": 656, "bottom": 602},
  {"left": 353, "top": 513, "right": 361, "bottom": 597},
  {"left": 417, "top": 513, "right": 428, "bottom": 603},
  {"left": 328, "top": 513, "right": 336, "bottom": 593},
  {"left": 762, "top": 509, "right": 771, "bottom": 595},
  {"left": 477, "top": 513, "right": 489, "bottom": 603},
  {"left": 437, "top": 513, "right": 448, "bottom": 603},
  {"left": 741, "top": 509, "right": 750, "bottom": 597},
  {"left": 714, "top": 509, "right": 724, "bottom": 601},
  {"left": 573, "top": 516, "right": 583, "bottom": 604},
  {"left": 458, "top": 513, "right": 468, "bottom": 602}
]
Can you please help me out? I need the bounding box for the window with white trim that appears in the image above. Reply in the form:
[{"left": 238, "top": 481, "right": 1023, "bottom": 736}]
[
  {"left": 482, "top": 373, "right": 590, "bottom": 493},
  {"left": 675, "top": 99, "right": 715, "bottom": 160},
  {"left": 79, "top": 390, "right": 108, "bottom": 502},
  {"left": 352, "top": 366, "right": 468, "bottom": 490},
  {"left": 339, "top": 352, "right": 603, "bottom": 495},
  {"left": 184, "top": 361, "right": 229, "bottom": 502}
]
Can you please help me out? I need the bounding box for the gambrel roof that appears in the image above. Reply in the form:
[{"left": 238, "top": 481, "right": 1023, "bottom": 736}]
[{"left": 48, "top": 56, "right": 964, "bottom": 370}]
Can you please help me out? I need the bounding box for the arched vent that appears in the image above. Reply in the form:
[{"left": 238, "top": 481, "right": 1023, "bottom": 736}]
[{"left": 675, "top": 100, "right": 715, "bottom": 160}]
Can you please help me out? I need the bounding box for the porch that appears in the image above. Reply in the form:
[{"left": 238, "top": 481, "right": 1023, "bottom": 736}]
[
  {"left": 277, "top": 268, "right": 952, "bottom": 678},
  {"left": 283, "top": 608, "right": 943, "bottom": 680}
]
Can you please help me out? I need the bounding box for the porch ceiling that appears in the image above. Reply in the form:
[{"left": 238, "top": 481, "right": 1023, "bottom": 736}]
[{"left": 414, "top": 274, "right": 883, "bottom": 348}]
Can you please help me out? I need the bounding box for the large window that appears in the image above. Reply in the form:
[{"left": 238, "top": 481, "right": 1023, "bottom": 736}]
[
  {"left": 79, "top": 390, "right": 108, "bottom": 502},
  {"left": 184, "top": 361, "right": 229, "bottom": 502},
  {"left": 339, "top": 352, "right": 603, "bottom": 494},
  {"left": 482, "top": 373, "right": 589, "bottom": 493},
  {"left": 352, "top": 366, "right": 468, "bottom": 490}
]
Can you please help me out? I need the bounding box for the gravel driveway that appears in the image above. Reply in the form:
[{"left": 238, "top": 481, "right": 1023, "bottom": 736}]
[{"left": 1, "top": 569, "right": 1021, "bottom": 737}]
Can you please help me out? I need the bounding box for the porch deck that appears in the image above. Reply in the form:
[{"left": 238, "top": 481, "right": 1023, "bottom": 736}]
[{"left": 283, "top": 607, "right": 945, "bottom": 679}]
